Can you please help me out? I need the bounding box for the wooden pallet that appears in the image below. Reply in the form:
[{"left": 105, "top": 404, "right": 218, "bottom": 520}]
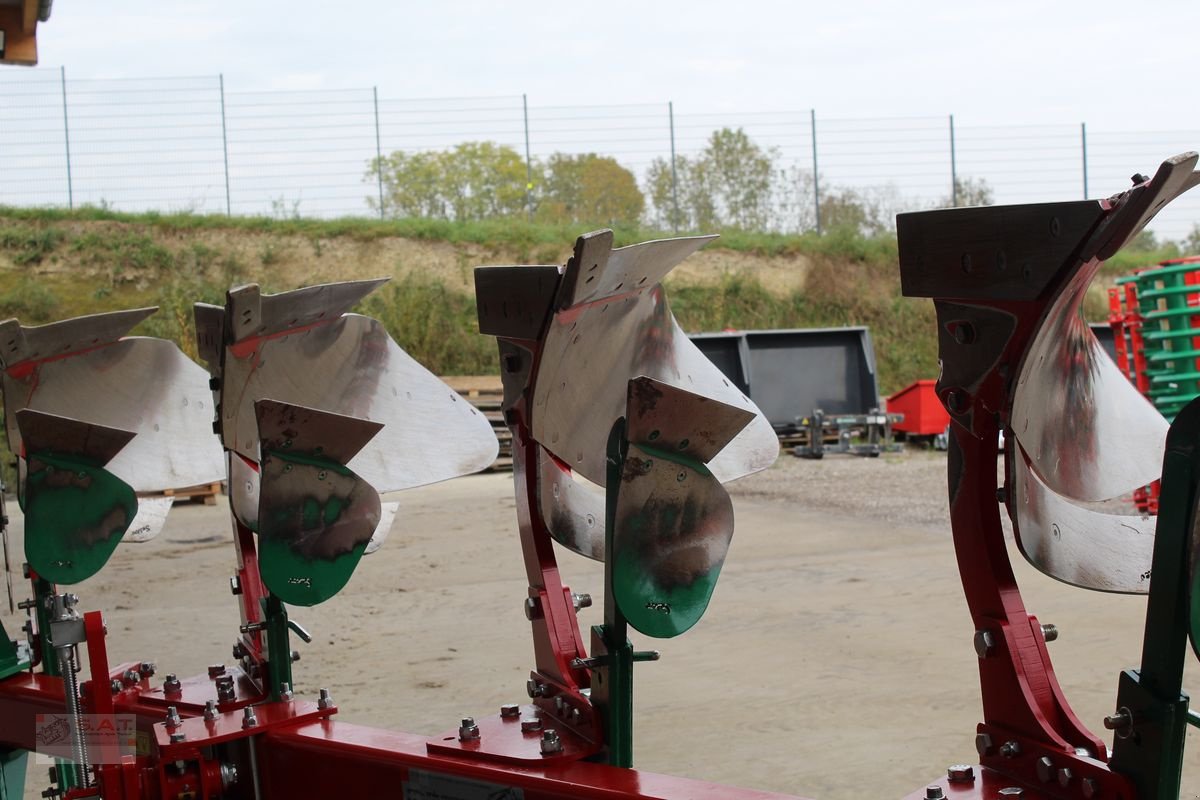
[{"left": 157, "top": 482, "right": 223, "bottom": 505}]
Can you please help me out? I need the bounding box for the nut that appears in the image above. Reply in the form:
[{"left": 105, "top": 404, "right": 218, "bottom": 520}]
[
  {"left": 975, "top": 733, "right": 994, "bottom": 756},
  {"left": 947, "top": 764, "right": 974, "bottom": 783},
  {"left": 540, "top": 729, "right": 563, "bottom": 755},
  {"left": 500, "top": 704, "right": 520, "bottom": 718},
  {"left": 520, "top": 717, "right": 542, "bottom": 733},
  {"left": 1036, "top": 756, "right": 1054, "bottom": 782},
  {"left": 458, "top": 717, "right": 480, "bottom": 741},
  {"left": 973, "top": 629, "right": 997, "bottom": 658}
]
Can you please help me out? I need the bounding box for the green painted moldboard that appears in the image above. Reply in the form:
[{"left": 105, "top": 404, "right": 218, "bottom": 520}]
[
  {"left": 258, "top": 451, "right": 367, "bottom": 606},
  {"left": 612, "top": 445, "right": 722, "bottom": 639},
  {"left": 23, "top": 453, "right": 136, "bottom": 585}
]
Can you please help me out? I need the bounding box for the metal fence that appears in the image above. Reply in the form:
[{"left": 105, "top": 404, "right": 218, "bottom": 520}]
[{"left": 2, "top": 68, "right": 1199, "bottom": 241}]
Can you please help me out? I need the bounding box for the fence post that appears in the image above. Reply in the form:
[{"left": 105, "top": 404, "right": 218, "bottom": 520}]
[
  {"left": 810, "top": 109, "right": 820, "bottom": 234},
  {"left": 1081, "top": 122, "right": 1089, "bottom": 199},
  {"left": 949, "top": 114, "right": 958, "bottom": 206},
  {"left": 523, "top": 94, "right": 533, "bottom": 221},
  {"left": 373, "top": 86, "right": 385, "bottom": 219},
  {"left": 219, "top": 74, "right": 231, "bottom": 216},
  {"left": 60, "top": 66, "right": 73, "bottom": 210},
  {"left": 669, "top": 101, "right": 679, "bottom": 233}
]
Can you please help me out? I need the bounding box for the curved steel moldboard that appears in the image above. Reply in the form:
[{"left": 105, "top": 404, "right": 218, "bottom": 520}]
[
  {"left": 0, "top": 307, "right": 156, "bottom": 370},
  {"left": 1011, "top": 445, "right": 1156, "bottom": 593},
  {"left": 126, "top": 496, "right": 174, "bottom": 543},
  {"left": 17, "top": 410, "right": 138, "bottom": 584},
  {"left": 1012, "top": 261, "right": 1168, "bottom": 502},
  {"left": 226, "top": 279, "right": 387, "bottom": 344},
  {"left": 364, "top": 500, "right": 399, "bottom": 556},
  {"left": 612, "top": 443, "right": 734, "bottom": 638},
  {"left": 254, "top": 402, "right": 383, "bottom": 605},
  {"left": 221, "top": 313, "right": 497, "bottom": 492},
  {"left": 555, "top": 230, "right": 717, "bottom": 309},
  {"left": 257, "top": 448, "right": 381, "bottom": 606},
  {"left": 531, "top": 285, "right": 777, "bottom": 487},
  {"left": 3, "top": 337, "right": 225, "bottom": 493},
  {"left": 538, "top": 447, "right": 605, "bottom": 561}
]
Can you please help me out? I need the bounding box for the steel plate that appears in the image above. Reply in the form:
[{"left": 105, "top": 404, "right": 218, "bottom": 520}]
[
  {"left": 3, "top": 336, "right": 225, "bottom": 493},
  {"left": 125, "top": 496, "right": 174, "bottom": 544},
  {"left": 531, "top": 278, "right": 777, "bottom": 486},
  {"left": 1011, "top": 444, "right": 1156, "bottom": 593},
  {"left": 221, "top": 313, "right": 497, "bottom": 493},
  {"left": 1012, "top": 261, "right": 1168, "bottom": 502}
]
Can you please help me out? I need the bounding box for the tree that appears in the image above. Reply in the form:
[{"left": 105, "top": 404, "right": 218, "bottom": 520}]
[
  {"left": 1183, "top": 223, "right": 1200, "bottom": 255},
  {"left": 367, "top": 141, "right": 527, "bottom": 221},
  {"left": 942, "top": 176, "right": 994, "bottom": 208},
  {"left": 536, "top": 153, "right": 644, "bottom": 227},
  {"left": 645, "top": 127, "right": 777, "bottom": 231}
]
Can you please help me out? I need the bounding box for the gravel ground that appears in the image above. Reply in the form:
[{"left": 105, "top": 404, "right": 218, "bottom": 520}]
[{"left": 729, "top": 447, "right": 952, "bottom": 529}]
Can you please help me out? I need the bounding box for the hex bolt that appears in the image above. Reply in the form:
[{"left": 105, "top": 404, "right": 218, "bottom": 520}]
[
  {"left": 925, "top": 787, "right": 944, "bottom": 800},
  {"left": 526, "top": 679, "right": 548, "bottom": 698},
  {"left": 122, "top": 669, "right": 139, "bottom": 686},
  {"left": 279, "top": 682, "right": 294, "bottom": 701},
  {"left": 242, "top": 707, "right": 258, "bottom": 729},
  {"left": 540, "top": 729, "right": 563, "bottom": 755},
  {"left": 500, "top": 703, "right": 520, "bottom": 718},
  {"left": 975, "top": 733, "right": 994, "bottom": 756},
  {"left": 317, "top": 688, "right": 334, "bottom": 710},
  {"left": 1036, "top": 756, "right": 1055, "bottom": 782},
  {"left": 207, "top": 664, "right": 227, "bottom": 679},
  {"left": 1057, "top": 767, "right": 1074, "bottom": 787},
  {"left": 165, "top": 706, "right": 182, "bottom": 728},
  {"left": 1082, "top": 777, "right": 1100, "bottom": 798},
  {"left": 520, "top": 717, "right": 542, "bottom": 733},
  {"left": 163, "top": 674, "right": 182, "bottom": 694},
  {"left": 458, "top": 717, "right": 481, "bottom": 741},
  {"left": 947, "top": 764, "right": 975, "bottom": 783},
  {"left": 291, "top": 650, "right": 301, "bottom": 663},
  {"left": 973, "top": 629, "right": 997, "bottom": 659},
  {"left": 571, "top": 593, "right": 592, "bottom": 611},
  {"left": 109, "top": 679, "right": 122, "bottom": 695},
  {"left": 999, "top": 740, "right": 1021, "bottom": 758},
  {"left": 169, "top": 732, "right": 187, "bottom": 744},
  {"left": 998, "top": 789, "right": 1023, "bottom": 797},
  {"left": 138, "top": 662, "right": 156, "bottom": 678},
  {"left": 1041, "top": 623, "right": 1059, "bottom": 642},
  {"left": 203, "top": 701, "right": 218, "bottom": 722},
  {"left": 1103, "top": 708, "right": 1132, "bottom": 734},
  {"left": 554, "top": 696, "right": 567, "bottom": 713},
  {"left": 524, "top": 597, "right": 541, "bottom": 621}
]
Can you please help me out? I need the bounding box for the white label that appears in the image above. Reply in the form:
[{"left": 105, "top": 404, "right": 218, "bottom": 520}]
[{"left": 403, "top": 769, "right": 524, "bottom": 800}]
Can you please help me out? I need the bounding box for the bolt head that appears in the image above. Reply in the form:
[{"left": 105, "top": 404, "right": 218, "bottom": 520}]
[
  {"left": 524, "top": 597, "right": 541, "bottom": 621},
  {"left": 500, "top": 703, "right": 520, "bottom": 718},
  {"left": 169, "top": 732, "right": 186, "bottom": 743},
  {"left": 458, "top": 718, "right": 480, "bottom": 741},
  {"left": 999, "top": 740, "right": 1021, "bottom": 758},
  {"left": 539, "top": 728, "right": 563, "bottom": 755},
  {"left": 1036, "top": 756, "right": 1054, "bottom": 782},
  {"left": 998, "top": 789, "right": 1023, "bottom": 797},
  {"left": 925, "top": 787, "right": 945, "bottom": 800},
  {"left": 975, "top": 733, "right": 994, "bottom": 756},
  {"left": 947, "top": 764, "right": 974, "bottom": 783},
  {"left": 520, "top": 716, "right": 542, "bottom": 733},
  {"left": 526, "top": 679, "right": 546, "bottom": 698},
  {"left": 1057, "top": 768, "right": 1074, "bottom": 787},
  {"left": 138, "top": 661, "right": 156, "bottom": 677},
  {"left": 208, "top": 664, "right": 226, "bottom": 679},
  {"left": 110, "top": 679, "right": 122, "bottom": 695},
  {"left": 973, "top": 629, "right": 997, "bottom": 658}
]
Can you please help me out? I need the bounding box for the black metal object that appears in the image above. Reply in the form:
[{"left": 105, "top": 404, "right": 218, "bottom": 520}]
[
  {"left": 1091, "top": 321, "right": 1118, "bottom": 365},
  {"left": 688, "top": 327, "right": 882, "bottom": 433}
]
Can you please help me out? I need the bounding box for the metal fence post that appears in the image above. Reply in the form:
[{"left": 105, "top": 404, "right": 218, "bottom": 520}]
[
  {"left": 810, "top": 109, "right": 820, "bottom": 234},
  {"left": 1081, "top": 122, "right": 1089, "bottom": 199},
  {"left": 949, "top": 114, "right": 958, "bottom": 207},
  {"left": 669, "top": 101, "right": 679, "bottom": 233},
  {"left": 523, "top": 94, "right": 533, "bottom": 221},
  {"left": 219, "top": 74, "right": 231, "bottom": 216},
  {"left": 373, "top": 86, "right": 385, "bottom": 219},
  {"left": 60, "top": 66, "right": 73, "bottom": 210}
]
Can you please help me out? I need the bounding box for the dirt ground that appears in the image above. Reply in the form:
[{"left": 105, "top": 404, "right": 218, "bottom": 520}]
[{"left": 4, "top": 450, "right": 1198, "bottom": 799}]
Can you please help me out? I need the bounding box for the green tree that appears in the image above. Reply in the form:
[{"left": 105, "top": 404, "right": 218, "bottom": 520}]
[
  {"left": 536, "top": 153, "right": 645, "bottom": 227},
  {"left": 367, "top": 141, "right": 527, "bottom": 221},
  {"left": 942, "top": 176, "right": 995, "bottom": 208},
  {"left": 645, "top": 127, "right": 777, "bottom": 231}
]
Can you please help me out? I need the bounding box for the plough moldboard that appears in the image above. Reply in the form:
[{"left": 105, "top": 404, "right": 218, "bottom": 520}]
[{"left": 0, "top": 156, "right": 1199, "bottom": 800}]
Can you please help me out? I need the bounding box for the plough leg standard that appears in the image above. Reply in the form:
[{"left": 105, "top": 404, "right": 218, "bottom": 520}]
[{"left": 0, "top": 156, "right": 1198, "bottom": 799}]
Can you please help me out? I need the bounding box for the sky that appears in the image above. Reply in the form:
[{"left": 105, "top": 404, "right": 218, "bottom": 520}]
[
  {"left": 6, "top": 1, "right": 1200, "bottom": 236},
  {"left": 31, "top": 0, "right": 1200, "bottom": 130}
]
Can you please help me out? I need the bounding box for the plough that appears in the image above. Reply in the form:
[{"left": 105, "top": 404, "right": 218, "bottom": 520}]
[{"left": 0, "top": 155, "right": 1198, "bottom": 800}]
